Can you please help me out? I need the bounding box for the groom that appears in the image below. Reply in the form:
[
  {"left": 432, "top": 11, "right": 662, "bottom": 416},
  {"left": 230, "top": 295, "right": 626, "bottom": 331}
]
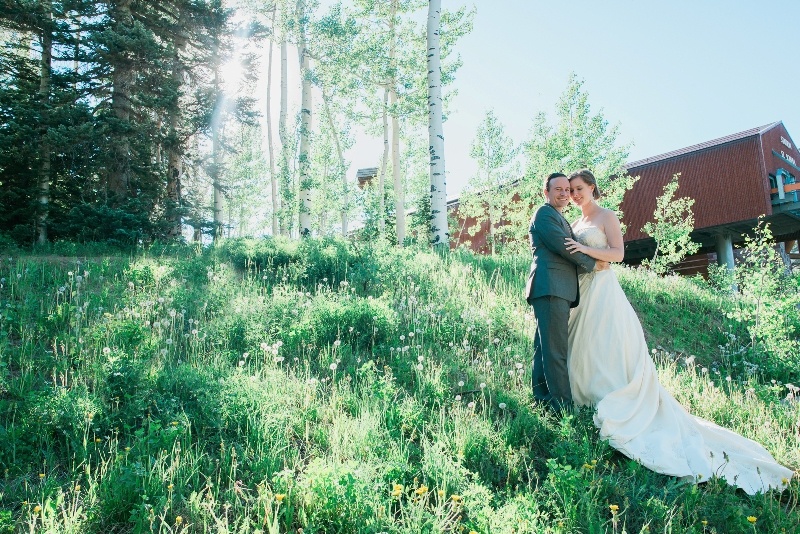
[{"left": 525, "top": 172, "right": 603, "bottom": 411}]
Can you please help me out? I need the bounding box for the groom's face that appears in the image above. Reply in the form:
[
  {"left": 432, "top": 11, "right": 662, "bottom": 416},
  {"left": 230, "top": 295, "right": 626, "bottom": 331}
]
[{"left": 545, "top": 176, "right": 571, "bottom": 211}]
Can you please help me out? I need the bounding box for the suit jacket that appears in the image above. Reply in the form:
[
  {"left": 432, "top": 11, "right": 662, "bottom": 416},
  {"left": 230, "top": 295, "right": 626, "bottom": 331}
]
[{"left": 525, "top": 203, "right": 596, "bottom": 307}]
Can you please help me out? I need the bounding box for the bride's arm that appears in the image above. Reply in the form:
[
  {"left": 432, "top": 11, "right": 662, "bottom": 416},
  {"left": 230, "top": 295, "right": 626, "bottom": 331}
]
[{"left": 565, "top": 212, "right": 625, "bottom": 262}]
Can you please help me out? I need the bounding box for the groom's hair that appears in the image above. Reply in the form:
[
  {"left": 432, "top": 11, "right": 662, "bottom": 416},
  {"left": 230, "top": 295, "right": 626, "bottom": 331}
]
[{"left": 544, "top": 172, "right": 567, "bottom": 190}]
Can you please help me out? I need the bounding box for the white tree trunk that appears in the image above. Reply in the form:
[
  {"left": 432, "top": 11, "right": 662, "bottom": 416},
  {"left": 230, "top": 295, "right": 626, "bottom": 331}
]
[
  {"left": 267, "top": 7, "right": 279, "bottom": 236},
  {"left": 378, "top": 87, "right": 388, "bottom": 236},
  {"left": 37, "top": 1, "right": 52, "bottom": 244},
  {"left": 389, "top": 0, "right": 404, "bottom": 245},
  {"left": 279, "top": 25, "right": 290, "bottom": 236},
  {"left": 212, "top": 41, "right": 224, "bottom": 242},
  {"left": 427, "top": 0, "right": 448, "bottom": 247},
  {"left": 322, "top": 92, "right": 348, "bottom": 236},
  {"left": 391, "top": 95, "right": 403, "bottom": 245},
  {"left": 297, "top": 0, "right": 313, "bottom": 237}
]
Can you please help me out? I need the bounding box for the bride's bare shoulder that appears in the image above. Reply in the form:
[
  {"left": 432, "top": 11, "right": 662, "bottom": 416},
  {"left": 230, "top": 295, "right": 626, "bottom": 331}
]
[{"left": 599, "top": 207, "right": 621, "bottom": 224}]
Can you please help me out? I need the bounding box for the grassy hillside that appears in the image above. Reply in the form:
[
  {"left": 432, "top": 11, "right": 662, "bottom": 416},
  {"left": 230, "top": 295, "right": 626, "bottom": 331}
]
[{"left": 0, "top": 239, "right": 797, "bottom": 533}]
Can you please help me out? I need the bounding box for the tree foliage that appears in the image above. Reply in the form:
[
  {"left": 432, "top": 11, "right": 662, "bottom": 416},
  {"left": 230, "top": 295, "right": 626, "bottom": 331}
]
[
  {"left": 641, "top": 172, "right": 699, "bottom": 274},
  {"left": 458, "top": 109, "right": 519, "bottom": 254}
]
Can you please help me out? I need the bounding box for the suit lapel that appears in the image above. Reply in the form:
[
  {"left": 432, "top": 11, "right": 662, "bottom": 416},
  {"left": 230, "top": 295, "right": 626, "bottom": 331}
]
[{"left": 546, "top": 203, "right": 575, "bottom": 238}]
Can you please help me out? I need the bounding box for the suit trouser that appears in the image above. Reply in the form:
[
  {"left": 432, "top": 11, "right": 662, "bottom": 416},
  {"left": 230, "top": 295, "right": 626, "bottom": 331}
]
[{"left": 531, "top": 295, "right": 572, "bottom": 410}]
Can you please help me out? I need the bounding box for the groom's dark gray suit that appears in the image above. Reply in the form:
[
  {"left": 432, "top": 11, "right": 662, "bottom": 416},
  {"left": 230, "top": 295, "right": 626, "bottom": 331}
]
[{"left": 526, "top": 203, "right": 596, "bottom": 409}]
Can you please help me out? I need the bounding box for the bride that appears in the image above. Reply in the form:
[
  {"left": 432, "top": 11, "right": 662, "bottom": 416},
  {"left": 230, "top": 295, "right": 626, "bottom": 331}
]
[{"left": 562, "top": 169, "right": 793, "bottom": 495}]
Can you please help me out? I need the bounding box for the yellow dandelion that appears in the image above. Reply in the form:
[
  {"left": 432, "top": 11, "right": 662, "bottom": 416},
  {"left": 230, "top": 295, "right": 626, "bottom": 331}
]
[
  {"left": 167, "top": 484, "right": 174, "bottom": 491},
  {"left": 392, "top": 483, "right": 403, "bottom": 492},
  {"left": 747, "top": 516, "right": 757, "bottom": 524},
  {"left": 415, "top": 485, "right": 428, "bottom": 496},
  {"left": 175, "top": 516, "right": 183, "bottom": 525},
  {"left": 451, "top": 494, "right": 462, "bottom": 502},
  {"left": 701, "top": 520, "right": 708, "bottom": 526},
  {"left": 438, "top": 489, "right": 445, "bottom": 497},
  {"left": 782, "top": 477, "right": 790, "bottom": 485},
  {"left": 591, "top": 459, "right": 598, "bottom": 465},
  {"left": 38, "top": 473, "right": 45, "bottom": 479},
  {"left": 391, "top": 489, "right": 402, "bottom": 497},
  {"left": 469, "top": 531, "right": 478, "bottom": 534},
  {"left": 124, "top": 447, "right": 131, "bottom": 452},
  {"left": 171, "top": 421, "right": 178, "bottom": 427},
  {"left": 94, "top": 438, "right": 102, "bottom": 443},
  {"left": 609, "top": 504, "right": 619, "bottom": 514},
  {"left": 33, "top": 505, "right": 41, "bottom": 514},
  {"left": 74, "top": 484, "right": 81, "bottom": 492},
  {"left": 275, "top": 493, "right": 286, "bottom": 503}
]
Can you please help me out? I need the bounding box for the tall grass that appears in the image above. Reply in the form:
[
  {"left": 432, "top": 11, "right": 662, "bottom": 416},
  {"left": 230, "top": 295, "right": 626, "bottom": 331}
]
[{"left": 0, "top": 238, "right": 796, "bottom": 533}]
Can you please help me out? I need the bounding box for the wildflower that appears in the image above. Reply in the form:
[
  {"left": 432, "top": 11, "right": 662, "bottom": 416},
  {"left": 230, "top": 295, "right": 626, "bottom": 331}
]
[
  {"left": 39, "top": 473, "right": 45, "bottom": 479},
  {"left": 701, "top": 520, "right": 708, "bottom": 526},
  {"left": 74, "top": 485, "right": 81, "bottom": 492},
  {"left": 747, "top": 516, "right": 757, "bottom": 523},
  {"left": 417, "top": 355, "right": 424, "bottom": 362},
  {"left": 609, "top": 504, "right": 619, "bottom": 514},
  {"left": 455, "top": 395, "right": 462, "bottom": 401},
  {"left": 171, "top": 421, "right": 178, "bottom": 427},
  {"left": 438, "top": 489, "right": 445, "bottom": 497},
  {"left": 102, "top": 347, "right": 111, "bottom": 355},
  {"left": 451, "top": 494, "right": 462, "bottom": 502},
  {"left": 498, "top": 402, "right": 506, "bottom": 409},
  {"left": 416, "top": 364, "right": 423, "bottom": 370},
  {"left": 408, "top": 332, "right": 414, "bottom": 338},
  {"left": 168, "top": 484, "right": 174, "bottom": 491},
  {"left": 333, "top": 339, "right": 341, "bottom": 347},
  {"left": 275, "top": 494, "right": 285, "bottom": 503},
  {"left": 458, "top": 380, "right": 464, "bottom": 387},
  {"left": 783, "top": 477, "right": 790, "bottom": 485},
  {"left": 415, "top": 485, "right": 428, "bottom": 495},
  {"left": 329, "top": 363, "right": 337, "bottom": 371},
  {"left": 175, "top": 516, "right": 183, "bottom": 525},
  {"left": 33, "top": 505, "right": 41, "bottom": 514},
  {"left": 467, "top": 401, "right": 475, "bottom": 409},
  {"left": 480, "top": 382, "right": 486, "bottom": 389}
]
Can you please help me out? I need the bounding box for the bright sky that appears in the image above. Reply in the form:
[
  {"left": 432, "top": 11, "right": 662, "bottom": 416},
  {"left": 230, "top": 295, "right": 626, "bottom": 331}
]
[
  {"left": 263, "top": 1, "right": 800, "bottom": 199},
  {"left": 435, "top": 0, "right": 800, "bottom": 197}
]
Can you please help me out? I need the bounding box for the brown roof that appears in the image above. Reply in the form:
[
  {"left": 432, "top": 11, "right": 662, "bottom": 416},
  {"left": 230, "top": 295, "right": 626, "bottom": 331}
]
[{"left": 621, "top": 121, "right": 800, "bottom": 242}]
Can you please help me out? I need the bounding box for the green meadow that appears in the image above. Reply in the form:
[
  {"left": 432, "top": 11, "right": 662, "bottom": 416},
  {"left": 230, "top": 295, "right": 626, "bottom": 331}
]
[{"left": 0, "top": 239, "right": 797, "bottom": 533}]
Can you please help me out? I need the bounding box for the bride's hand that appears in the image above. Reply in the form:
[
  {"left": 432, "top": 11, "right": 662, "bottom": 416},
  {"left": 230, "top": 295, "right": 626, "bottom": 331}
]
[{"left": 565, "top": 237, "right": 586, "bottom": 255}]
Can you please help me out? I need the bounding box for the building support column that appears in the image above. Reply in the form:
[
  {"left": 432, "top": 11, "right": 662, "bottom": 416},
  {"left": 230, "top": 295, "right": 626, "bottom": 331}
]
[{"left": 715, "top": 233, "right": 735, "bottom": 272}]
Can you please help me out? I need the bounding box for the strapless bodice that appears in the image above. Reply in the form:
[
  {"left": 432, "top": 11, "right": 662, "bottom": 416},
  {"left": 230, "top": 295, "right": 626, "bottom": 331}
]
[{"left": 574, "top": 226, "right": 608, "bottom": 249}]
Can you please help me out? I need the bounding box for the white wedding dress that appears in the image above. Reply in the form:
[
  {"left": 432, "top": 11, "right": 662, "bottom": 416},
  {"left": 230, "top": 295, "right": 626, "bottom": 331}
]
[{"left": 567, "top": 226, "right": 794, "bottom": 495}]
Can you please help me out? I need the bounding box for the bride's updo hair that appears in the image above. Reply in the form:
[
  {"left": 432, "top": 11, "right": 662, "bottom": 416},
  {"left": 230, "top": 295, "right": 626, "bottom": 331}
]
[{"left": 568, "top": 169, "right": 602, "bottom": 199}]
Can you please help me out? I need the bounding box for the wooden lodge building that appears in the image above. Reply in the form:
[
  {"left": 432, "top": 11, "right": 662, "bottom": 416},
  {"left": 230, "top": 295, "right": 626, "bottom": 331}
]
[{"left": 447, "top": 121, "right": 800, "bottom": 274}]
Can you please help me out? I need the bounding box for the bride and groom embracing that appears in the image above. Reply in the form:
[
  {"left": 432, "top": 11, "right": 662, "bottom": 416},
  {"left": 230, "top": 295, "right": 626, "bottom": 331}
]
[{"left": 525, "top": 169, "right": 793, "bottom": 495}]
